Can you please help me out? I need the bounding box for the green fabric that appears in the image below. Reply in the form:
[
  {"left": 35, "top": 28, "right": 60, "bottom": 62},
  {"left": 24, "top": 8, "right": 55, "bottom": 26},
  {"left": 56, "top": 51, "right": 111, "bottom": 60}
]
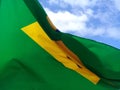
[
  {"left": 61, "top": 33, "right": 120, "bottom": 88},
  {"left": 0, "top": 0, "right": 120, "bottom": 90},
  {"left": 24, "top": 0, "right": 61, "bottom": 40}
]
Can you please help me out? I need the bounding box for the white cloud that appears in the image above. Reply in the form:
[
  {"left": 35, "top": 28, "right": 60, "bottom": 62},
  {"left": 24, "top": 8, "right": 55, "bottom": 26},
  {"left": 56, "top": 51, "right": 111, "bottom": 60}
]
[
  {"left": 45, "top": 8, "right": 88, "bottom": 32},
  {"left": 48, "top": 0, "right": 97, "bottom": 8},
  {"left": 63, "top": 0, "right": 97, "bottom": 8},
  {"left": 106, "top": 28, "right": 120, "bottom": 39},
  {"left": 42, "top": 1, "right": 120, "bottom": 45},
  {"left": 85, "top": 27, "right": 120, "bottom": 40},
  {"left": 45, "top": 7, "right": 120, "bottom": 40},
  {"left": 85, "top": 9, "right": 94, "bottom": 16},
  {"left": 114, "top": 0, "right": 120, "bottom": 11},
  {"left": 48, "top": 0, "right": 59, "bottom": 4},
  {"left": 40, "top": 0, "right": 120, "bottom": 48}
]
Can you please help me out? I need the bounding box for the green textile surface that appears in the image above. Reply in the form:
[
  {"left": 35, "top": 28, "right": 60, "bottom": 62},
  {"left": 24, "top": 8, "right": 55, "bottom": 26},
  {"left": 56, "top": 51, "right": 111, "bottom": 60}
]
[{"left": 0, "top": 0, "right": 120, "bottom": 90}]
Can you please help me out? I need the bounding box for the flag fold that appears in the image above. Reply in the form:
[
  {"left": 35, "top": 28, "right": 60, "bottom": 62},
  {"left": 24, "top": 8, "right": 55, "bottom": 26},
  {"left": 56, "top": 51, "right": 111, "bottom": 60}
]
[{"left": 0, "top": 0, "right": 120, "bottom": 90}]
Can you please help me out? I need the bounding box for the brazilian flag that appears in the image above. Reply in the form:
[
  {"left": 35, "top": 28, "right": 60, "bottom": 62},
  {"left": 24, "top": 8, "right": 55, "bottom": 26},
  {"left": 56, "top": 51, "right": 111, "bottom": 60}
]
[{"left": 0, "top": 0, "right": 120, "bottom": 90}]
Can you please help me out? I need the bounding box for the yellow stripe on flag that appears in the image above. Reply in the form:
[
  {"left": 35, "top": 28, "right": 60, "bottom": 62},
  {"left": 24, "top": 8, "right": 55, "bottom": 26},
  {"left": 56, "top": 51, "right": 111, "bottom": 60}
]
[{"left": 21, "top": 21, "right": 100, "bottom": 84}]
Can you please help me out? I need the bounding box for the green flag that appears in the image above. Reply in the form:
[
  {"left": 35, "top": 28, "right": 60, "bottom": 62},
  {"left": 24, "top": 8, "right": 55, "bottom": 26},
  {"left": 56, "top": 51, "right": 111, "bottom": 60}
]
[{"left": 0, "top": 0, "right": 120, "bottom": 90}]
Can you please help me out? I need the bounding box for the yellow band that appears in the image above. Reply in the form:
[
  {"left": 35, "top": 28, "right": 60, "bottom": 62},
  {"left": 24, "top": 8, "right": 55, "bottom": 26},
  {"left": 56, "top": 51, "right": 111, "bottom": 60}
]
[{"left": 21, "top": 21, "right": 100, "bottom": 84}]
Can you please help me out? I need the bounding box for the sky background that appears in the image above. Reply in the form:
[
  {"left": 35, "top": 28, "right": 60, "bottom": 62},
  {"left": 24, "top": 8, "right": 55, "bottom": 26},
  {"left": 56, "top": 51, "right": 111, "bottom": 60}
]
[{"left": 39, "top": 0, "right": 120, "bottom": 49}]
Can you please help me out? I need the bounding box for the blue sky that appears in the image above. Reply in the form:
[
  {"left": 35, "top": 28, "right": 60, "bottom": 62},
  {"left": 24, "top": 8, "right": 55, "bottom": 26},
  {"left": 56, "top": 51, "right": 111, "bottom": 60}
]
[{"left": 39, "top": 0, "right": 120, "bottom": 49}]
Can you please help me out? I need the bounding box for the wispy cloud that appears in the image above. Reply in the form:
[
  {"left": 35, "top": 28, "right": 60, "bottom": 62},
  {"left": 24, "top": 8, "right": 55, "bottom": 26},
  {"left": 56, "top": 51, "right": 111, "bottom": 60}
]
[
  {"left": 114, "top": 0, "right": 120, "bottom": 11},
  {"left": 48, "top": 0, "right": 97, "bottom": 8},
  {"left": 106, "top": 28, "right": 120, "bottom": 39},
  {"left": 45, "top": 8, "right": 88, "bottom": 32},
  {"left": 40, "top": 0, "right": 120, "bottom": 48}
]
